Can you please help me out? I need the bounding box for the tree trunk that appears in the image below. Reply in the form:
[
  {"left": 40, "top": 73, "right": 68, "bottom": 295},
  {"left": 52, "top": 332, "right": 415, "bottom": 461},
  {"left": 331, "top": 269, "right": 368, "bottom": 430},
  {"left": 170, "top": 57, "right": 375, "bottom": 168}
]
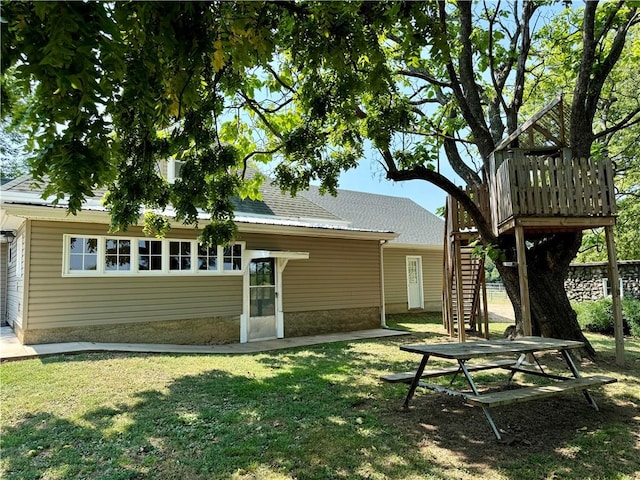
[{"left": 496, "top": 232, "right": 595, "bottom": 358}]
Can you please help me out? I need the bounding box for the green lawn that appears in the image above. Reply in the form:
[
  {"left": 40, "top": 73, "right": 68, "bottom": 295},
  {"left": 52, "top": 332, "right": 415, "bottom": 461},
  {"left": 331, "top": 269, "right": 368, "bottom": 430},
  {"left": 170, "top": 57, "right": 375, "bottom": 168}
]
[{"left": 2, "top": 315, "right": 639, "bottom": 480}]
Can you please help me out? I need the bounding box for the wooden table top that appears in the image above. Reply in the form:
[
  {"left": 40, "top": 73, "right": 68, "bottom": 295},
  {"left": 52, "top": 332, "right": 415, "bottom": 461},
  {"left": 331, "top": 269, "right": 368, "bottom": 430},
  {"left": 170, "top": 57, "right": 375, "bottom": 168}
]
[{"left": 400, "top": 336, "right": 584, "bottom": 359}]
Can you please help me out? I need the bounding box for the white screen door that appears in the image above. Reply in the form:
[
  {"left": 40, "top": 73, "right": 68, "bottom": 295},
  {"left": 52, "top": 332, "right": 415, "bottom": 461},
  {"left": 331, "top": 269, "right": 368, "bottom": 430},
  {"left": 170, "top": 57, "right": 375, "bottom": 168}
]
[
  {"left": 406, "top": 256, "right": 424, "bottom": 309},
  {"left": 248, "top": 258, "right": 277, "bottom": 340}
]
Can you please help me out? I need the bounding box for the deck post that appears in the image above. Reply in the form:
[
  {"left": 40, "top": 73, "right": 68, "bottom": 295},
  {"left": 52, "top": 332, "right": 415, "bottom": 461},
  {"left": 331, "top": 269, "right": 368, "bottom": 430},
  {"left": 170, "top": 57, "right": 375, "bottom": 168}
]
[
  {"left": 515, "top": 225, "right": 532, "bottom": 336},
  {"left": 605, "top": 225, "right": 625, "bottom": 366},
  {"left": 454, "top": 235, "right": 466, "bottom": 342}
]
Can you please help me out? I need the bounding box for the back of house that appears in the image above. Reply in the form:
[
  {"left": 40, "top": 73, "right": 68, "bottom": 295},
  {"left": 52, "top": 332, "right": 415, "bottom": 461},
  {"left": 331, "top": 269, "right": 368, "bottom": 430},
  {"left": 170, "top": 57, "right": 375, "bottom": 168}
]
[{"left": 0, "top": 169, "right": 443, "bottom": 345}]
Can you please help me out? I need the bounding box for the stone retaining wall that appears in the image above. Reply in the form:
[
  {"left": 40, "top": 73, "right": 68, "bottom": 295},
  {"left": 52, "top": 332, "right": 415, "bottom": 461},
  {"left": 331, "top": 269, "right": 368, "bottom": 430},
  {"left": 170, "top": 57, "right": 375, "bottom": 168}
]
[{"left": 565, "top": 261, "right": 640, "bottom": 302}]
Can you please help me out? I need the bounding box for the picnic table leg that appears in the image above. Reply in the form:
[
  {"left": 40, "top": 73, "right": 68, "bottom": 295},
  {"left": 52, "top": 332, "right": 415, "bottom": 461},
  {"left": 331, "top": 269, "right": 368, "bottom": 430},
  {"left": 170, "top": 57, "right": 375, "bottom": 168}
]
[
  {"left": 560, "top": 349, "right": 600, "bottom": 411},
  {"left": 459, "top": 360, "right": 503, "bottom": 441},
  {"left": 403, "top": 354, "right": 430, "bottom": 409}
]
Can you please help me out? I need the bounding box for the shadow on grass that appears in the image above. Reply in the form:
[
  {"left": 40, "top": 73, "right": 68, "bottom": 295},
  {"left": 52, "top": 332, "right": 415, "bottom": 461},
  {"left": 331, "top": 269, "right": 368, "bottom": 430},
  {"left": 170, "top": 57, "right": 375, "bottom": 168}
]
[{"left": 2, "top": 327, "right": 639, "bottom": 480}]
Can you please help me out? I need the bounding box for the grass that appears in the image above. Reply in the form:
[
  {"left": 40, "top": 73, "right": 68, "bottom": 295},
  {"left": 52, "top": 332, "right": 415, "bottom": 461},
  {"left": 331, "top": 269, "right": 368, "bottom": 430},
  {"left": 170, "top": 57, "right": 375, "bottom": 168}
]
[{"left": 1, "top": 314, "right": 639, "bottom": 480}]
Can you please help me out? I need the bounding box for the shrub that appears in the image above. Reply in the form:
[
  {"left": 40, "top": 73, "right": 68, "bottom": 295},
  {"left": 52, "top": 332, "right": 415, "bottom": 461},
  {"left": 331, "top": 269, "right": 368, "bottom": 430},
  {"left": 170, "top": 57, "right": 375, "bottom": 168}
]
[
  {"left": 623, "top": 297, "right": 640, "bottom": 337},
  {"left": 574, "top": 298, "right": 614, "bottom": 334},
  {"left": 573, "top": 297, "right": 640, "bottom": 336}
]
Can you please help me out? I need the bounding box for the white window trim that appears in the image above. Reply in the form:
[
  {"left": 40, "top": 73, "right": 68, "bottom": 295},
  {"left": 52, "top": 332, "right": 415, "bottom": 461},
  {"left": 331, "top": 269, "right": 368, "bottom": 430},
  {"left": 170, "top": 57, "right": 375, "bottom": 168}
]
[
  {"left": 62, "top": 234, "right": 245, "bottom": 277},
  {"left": 602, "top": 278, "right": 624, "bottom": 298},
  {"left": 167, "top": 158, "right": 185, "bottom": 184}
]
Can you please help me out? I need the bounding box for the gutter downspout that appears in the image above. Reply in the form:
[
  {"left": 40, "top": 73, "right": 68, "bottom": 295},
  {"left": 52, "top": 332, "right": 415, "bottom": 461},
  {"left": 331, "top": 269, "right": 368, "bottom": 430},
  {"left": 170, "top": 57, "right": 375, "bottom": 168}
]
[{"left": 380, "top": 240, "right": 388, "bottom": 328}]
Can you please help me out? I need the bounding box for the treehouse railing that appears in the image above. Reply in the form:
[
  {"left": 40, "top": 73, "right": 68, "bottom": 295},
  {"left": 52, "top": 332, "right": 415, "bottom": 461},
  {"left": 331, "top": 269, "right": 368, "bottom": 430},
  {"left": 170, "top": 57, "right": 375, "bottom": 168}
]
[
  {"left": 490, "top": 153, "right": 616, "bottom": 232},
  {"left": 447, "top": 184, "right": 490, "bottom": 233}
]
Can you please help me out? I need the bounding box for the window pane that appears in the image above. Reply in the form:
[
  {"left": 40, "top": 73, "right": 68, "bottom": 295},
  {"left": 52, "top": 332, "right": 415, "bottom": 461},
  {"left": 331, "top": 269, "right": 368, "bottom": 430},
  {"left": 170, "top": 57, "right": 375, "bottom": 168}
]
[
  {"left": 85, "top": 254, "right": 97, "bottom": 270},
  {"left": 138, "top": 240, "right": 150, "bottom": 254},
  {"left": 86, "top": 238, "right": 98, "bottom": 253},
  {"left": 69, "top": 255, "right": 83, "bottom": 270},
  {"left": 105, "top": 239, "right": 118, "bottom": 253},
  {"left": 119, "top": 240, "right": 131, "bottom": 255},
  {"left": 151, "top": 241, "right": 162, "bottom": 255},
  {"left": 105, "top": 255, "right": 118, "bottom": 270},
  {"left": 70, "top": 237, "right": 83, "bottom": 254},
  {"left": 181, "top": 242, "right": 191, "bottom": 256},
  {"left": 150, "top": 256, "right": 160, "bottom": 270},
  {"left": 139, "top": 258, "right": 150, "bottom": 270},
  {"left": 120, "top": 256, "right": 131, "bottom": 270},
  {"left": 170, "top": 242, "right": 179, "bottom": 255},
  {"left": 250, "top": 287, "right": 276, "bottom": 317}
]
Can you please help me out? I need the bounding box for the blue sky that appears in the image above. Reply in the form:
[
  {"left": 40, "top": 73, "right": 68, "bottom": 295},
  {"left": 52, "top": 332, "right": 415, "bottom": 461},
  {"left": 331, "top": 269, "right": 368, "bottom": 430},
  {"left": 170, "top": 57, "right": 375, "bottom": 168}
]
[{"left": 331, "top": 154, "right": 463, "bottom": 216}]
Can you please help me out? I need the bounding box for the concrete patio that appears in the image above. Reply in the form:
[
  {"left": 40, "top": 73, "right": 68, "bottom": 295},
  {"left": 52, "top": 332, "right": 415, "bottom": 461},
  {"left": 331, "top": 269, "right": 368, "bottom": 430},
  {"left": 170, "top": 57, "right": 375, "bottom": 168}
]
[{"left": 0, "top": 326, "right": 410, "bottom": 362}]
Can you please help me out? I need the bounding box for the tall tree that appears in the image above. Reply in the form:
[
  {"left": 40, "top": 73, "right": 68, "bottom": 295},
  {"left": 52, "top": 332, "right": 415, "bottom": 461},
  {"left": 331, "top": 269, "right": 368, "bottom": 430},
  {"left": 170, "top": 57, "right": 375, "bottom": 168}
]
[
  {"left": 526, "top": 11, "right": 640, "bottom": 262},
  {"left": 2, "top": 1, "right": 639, "bottom": 354}
]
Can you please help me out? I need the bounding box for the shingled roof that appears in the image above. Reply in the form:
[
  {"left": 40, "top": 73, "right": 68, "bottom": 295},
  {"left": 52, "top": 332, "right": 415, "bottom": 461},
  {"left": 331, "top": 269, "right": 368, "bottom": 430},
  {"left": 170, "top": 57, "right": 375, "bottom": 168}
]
[
  {"left": 1, "top": 174, "right": 443, "bottom": 246},
  {"left": 300, "top": 186, "right": 443, "bottom": 246}
]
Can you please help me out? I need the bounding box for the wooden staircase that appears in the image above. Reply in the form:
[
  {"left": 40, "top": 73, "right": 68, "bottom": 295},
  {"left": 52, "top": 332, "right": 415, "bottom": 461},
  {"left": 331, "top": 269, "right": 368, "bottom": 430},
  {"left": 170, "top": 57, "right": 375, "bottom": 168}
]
[{"left": 443, "top": 191, "right": 489, "bottom": 341}]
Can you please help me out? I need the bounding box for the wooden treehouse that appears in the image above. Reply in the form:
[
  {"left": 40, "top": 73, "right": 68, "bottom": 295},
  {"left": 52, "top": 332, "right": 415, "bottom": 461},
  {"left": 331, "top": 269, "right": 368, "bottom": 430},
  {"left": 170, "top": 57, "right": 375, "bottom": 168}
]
[{"left": 443, "top": 96, "right": 625, "bottom": 364}]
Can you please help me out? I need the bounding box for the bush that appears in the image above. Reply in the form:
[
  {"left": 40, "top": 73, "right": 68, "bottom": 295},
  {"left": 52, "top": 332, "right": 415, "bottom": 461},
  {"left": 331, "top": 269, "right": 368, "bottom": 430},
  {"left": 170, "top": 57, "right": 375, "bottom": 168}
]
[
  {"left": 623, "top": 297, "right": 640, "bottom": 337},
  {"left": 574, "top": 297, "right": 640, "bottom": 337},
  {"left": 574, "top": 298, "right": 614, "bottom": 334}
]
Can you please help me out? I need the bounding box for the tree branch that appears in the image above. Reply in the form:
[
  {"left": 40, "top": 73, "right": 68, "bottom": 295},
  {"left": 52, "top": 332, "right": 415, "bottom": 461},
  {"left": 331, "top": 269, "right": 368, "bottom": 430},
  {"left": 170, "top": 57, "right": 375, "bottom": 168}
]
[
  {"left": 383, "top": 159, "right": 495, "bottom": 243},
  {"left": 238, "top": 91, "right": 282, "bottom": 139},
  {"left": 594, "top": 107, "right": 640, "bottom": 140},
  {"left": 396, "top": 68, "right": 452, "bottom": 88}
]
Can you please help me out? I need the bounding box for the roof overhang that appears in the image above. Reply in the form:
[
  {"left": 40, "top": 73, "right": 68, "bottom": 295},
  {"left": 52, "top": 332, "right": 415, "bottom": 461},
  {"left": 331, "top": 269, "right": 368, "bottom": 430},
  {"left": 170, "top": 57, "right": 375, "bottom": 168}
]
[
  {"left": 249, "top": 250, "right": 310, "bottom": 261},
  {"left": 0, "top": 202, "right": 398, "bottom": 242},
  {"left": 383, "top": 242, "right": 443, "bottom": 250}
]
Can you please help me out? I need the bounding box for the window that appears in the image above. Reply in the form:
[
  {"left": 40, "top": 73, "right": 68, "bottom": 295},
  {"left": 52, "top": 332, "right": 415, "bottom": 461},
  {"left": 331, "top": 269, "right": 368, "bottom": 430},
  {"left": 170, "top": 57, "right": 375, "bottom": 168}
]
[
  {"left": 170, "top": 241, "right": 192, "bottom": 271},
  {"left": 602, "top": 278, "right": 624, "bottom": 298},
  {"left": 138, "top": 240, "right": 163, "bottom": 271},
  {"left": 223, "top": 244, "right": 243, "bottom": 271},
  {"left": 62, "top": 234, "right": 244, "bottom": 276},
  {"left": 197, "top": 244, "right": 218, "bottom": 271},
  {"left": 68, "top": 237, "right": 99, "bottom": 271},
  {"left": 105, "top": 238, "right": 131, "bottom": 271},
  {"left": 168, "top": 158, "right": 186, "bottom": 183}
]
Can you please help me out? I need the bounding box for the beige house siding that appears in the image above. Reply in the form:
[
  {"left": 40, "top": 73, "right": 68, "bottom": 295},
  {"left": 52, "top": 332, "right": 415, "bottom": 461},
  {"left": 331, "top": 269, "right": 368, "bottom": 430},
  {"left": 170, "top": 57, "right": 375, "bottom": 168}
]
[
  {"left": 26, "top": 220, "right": 243, "bottom": 332},
  {"left": 240, "top": 233, "right": 382, "bottom": 312},
  {"left": 383, "top": 247, "right": 443, "bottom": 313},
  {"left": 20, "top": 220, "right": 382, "bottom": 343}
]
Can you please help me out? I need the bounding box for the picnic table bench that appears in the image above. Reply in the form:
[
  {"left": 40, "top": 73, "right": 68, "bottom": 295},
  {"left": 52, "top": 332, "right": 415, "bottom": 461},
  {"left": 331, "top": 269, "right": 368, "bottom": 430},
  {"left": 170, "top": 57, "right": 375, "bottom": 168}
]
[{"left": 382, "top": 336, "right": 616, "bottom": 440}]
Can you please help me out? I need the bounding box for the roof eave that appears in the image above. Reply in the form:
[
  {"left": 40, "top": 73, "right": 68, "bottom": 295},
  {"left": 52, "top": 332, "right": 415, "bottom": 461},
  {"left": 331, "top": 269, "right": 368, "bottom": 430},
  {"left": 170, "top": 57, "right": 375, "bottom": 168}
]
[{"left": 1, "top": 202, "right": 398, "bottom": 241}]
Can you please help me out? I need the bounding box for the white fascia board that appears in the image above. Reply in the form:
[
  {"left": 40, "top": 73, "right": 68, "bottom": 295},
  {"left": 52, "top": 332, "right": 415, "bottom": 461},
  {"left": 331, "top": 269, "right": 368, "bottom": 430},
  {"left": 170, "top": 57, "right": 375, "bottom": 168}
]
[
  {"left": 235, "top": 210, "right": 351, "bottom": 228},
  {"left": 236, "top": 221, "right": 398, "bottom": 241},
  {"left": 383, "top": 242, "right": 443, "bottom": 250},
  {"left": 248, "top": 250, "right": 310, "bottom": 261},
  {"left": 1, "top": 202, "right": 399, "bottom": 241}
]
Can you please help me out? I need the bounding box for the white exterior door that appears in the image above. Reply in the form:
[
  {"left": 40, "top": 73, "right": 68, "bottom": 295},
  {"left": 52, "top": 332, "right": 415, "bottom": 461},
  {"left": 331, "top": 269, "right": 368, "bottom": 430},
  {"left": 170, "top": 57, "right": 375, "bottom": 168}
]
[
  {"left": 248, "top": 258, "right": 278, "bottom": 341},
  {"left": 406, "top": 256, "right": 424, "bottom": 309}
]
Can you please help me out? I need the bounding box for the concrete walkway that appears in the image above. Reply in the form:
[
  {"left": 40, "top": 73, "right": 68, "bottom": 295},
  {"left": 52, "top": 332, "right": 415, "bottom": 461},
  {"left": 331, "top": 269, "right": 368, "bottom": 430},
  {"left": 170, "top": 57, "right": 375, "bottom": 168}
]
[{"left": 0, "top": 326, "right": 409, "bottom": 362}]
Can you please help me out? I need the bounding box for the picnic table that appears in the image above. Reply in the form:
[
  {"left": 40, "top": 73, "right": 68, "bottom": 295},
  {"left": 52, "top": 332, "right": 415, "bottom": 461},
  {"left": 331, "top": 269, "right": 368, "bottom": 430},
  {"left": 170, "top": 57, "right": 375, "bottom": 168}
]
[{"left": 382, "top": 336, "right": 616, "bottom": 440}]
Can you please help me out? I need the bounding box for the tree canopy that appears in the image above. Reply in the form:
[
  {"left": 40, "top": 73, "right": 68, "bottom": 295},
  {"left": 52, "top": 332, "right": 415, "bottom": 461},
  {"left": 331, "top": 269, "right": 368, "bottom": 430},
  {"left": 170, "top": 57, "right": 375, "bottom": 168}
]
[{"left": 2, "top": 1, "right": 639, "bottom": 348}]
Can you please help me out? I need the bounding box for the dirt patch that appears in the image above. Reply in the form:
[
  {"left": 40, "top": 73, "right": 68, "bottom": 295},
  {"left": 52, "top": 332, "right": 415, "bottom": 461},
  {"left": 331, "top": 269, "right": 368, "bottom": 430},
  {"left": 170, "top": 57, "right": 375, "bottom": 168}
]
[
  {"left": 377, "top": 330, "right": 640, "bottom": 478},
  {"left": 380, "top": 384, "right": 639, "bottom": 478}
]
